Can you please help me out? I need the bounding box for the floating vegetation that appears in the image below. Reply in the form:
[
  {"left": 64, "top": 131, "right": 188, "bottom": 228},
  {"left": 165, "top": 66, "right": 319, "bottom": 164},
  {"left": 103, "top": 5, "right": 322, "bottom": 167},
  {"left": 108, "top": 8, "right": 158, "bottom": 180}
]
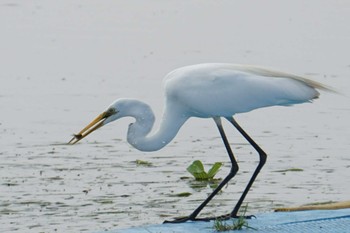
[
  {"left": 187, "top": 160, "right": 222, "bottom": 181},
  {"left": 135, "top": 159, "right": 153, "bottom": 167},
  {"left": 273, "top": 168, "right": 304, "bottom": 173},
  {"left": 170, "top": 192, "right": 192, "bottom": 197},
  {"left": 188, "top": 179, "right": 221, "bottom": 190},
  {"left": 45, "top": 176, "right": 64, "bottom": 181},
  {"left": 92, "top": 199, "right": 114, "bottom": 204},
  {"left": 2, "top": 182, "right": 19, "bottom": 186},
  {"left": 0, "top": 208, "right": 18, "bottom": 215}
]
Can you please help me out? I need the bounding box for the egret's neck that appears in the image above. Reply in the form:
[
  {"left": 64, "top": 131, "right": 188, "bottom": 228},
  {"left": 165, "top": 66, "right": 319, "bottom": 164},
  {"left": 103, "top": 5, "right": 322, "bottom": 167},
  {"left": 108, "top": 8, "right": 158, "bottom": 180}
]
[{"left": 126, "top": 101, "right": 188, "bottom": 152}]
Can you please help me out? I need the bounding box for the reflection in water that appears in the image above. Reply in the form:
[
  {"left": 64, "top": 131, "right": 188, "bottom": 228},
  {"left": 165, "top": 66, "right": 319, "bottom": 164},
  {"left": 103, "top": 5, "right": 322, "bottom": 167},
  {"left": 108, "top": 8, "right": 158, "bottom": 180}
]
[{"left": 187, "top": 179, "right": 221, "bottom": 190}]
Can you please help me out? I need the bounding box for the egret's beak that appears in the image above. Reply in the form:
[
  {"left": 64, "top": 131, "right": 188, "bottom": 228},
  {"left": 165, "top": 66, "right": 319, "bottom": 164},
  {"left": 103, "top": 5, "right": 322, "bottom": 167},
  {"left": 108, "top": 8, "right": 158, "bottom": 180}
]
[{"left": 68, "top": 111, "right": 109, "bottom": 145}]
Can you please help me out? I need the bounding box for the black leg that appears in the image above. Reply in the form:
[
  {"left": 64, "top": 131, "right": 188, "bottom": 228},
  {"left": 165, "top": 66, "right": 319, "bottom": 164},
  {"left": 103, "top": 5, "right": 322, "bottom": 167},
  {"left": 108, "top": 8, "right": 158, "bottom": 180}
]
[
  {"left": 226, "top": 117, "right": 267, "bottom": 217},
  {"left": 164, "top": 117, "right": 239, "bottom": 223}
]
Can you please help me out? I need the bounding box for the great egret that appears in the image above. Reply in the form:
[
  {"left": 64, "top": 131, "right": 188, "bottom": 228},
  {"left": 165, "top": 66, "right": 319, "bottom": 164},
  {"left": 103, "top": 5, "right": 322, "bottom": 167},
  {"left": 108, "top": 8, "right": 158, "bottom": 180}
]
[{"left": 68, "top": 63, "right": 332, "bottom": 223}]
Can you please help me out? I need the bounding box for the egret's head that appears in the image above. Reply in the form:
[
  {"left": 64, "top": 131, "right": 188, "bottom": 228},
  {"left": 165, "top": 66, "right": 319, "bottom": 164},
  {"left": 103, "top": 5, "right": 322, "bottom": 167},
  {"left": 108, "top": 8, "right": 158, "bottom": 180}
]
[
  {"left": 68, "top": 98, "right": 153, "bottom": 145},
  {"left": 68, "top": 103, "right": 119, "bottom": 145}
]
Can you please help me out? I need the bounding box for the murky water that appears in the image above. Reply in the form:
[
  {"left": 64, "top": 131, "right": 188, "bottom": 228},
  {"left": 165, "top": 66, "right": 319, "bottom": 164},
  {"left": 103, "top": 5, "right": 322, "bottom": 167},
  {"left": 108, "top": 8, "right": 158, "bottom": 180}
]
[{"left": 1, "top": 1, "right": 350, "bottom": 232}]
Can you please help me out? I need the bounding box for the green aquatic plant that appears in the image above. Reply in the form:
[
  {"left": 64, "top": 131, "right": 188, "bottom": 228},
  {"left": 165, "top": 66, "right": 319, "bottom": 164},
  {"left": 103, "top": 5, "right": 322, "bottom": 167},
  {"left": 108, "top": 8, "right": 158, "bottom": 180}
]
[
  {"left": 273, "top": 168, "right": 304, "bottom": 173},
  {"left": 170, "top": 192, "right": 192, "bottom": 197},
  {"left": 187, "top": 160, "right": 223, "bottom": 181},
  {"left": 214, "top": 216, "right": 250, "bottom": 231},
  {"left": 135, "top": 159, "right": 153, "bottom": 167},
  {"left": 213, "top": 205, "right": 256, "bottom": 231}
]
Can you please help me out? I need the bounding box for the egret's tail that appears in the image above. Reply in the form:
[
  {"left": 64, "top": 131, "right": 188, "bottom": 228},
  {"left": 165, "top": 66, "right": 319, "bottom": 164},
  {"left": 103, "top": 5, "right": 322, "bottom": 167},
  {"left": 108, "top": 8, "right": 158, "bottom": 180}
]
[
  {"left": 296, "top": 77, "right": 336, "bottom": 95},
  {"left": 238, "top": 64, "right": 338, "bottom": 94}
]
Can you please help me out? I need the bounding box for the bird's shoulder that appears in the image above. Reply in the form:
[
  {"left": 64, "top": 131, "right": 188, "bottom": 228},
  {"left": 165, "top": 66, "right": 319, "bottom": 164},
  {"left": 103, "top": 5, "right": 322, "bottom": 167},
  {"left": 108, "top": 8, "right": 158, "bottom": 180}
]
[
  {"left": 163, "top": 63, "right": 271, "bottom": 90},
  {"left": 164, "top": 63, "right": 248, "bottom": 82}
]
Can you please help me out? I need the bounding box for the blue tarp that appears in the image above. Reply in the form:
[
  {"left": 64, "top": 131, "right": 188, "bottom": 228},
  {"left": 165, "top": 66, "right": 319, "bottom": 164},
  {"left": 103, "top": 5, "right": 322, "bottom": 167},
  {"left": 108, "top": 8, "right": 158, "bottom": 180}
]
[{"left": 98, "top": 208, "right": 350, "bottom": 233}]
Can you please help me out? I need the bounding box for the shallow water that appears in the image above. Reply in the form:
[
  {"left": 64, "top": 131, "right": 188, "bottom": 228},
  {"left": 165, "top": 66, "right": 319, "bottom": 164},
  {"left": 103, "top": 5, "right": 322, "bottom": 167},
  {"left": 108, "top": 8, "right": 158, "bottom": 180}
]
[{"left": 1, "top": 1, "right": 350, "bottom": 232}]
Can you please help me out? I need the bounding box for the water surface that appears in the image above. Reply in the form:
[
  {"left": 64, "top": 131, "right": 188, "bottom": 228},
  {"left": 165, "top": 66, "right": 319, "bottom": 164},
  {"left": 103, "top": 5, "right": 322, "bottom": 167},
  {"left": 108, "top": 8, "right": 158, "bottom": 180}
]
[{"left": 1, "top": 1, "right": 350, "bottom": 232}]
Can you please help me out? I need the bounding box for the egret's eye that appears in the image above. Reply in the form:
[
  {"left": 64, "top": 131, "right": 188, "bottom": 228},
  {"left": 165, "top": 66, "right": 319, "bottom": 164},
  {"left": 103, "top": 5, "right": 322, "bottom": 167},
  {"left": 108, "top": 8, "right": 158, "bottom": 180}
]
[{"left": 105, "top": 108, "right": 116, "bottom": 117}]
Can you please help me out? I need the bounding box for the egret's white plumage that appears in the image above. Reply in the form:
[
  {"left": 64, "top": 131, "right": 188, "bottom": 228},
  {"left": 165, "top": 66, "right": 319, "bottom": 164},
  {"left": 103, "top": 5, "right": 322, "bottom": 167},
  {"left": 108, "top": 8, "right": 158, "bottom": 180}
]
[
  {"left": 69, "top": 63, "right": 331, "bottom": 222},
  {"left": 164, "top": 63, "right": 321, "bottom": 118}
]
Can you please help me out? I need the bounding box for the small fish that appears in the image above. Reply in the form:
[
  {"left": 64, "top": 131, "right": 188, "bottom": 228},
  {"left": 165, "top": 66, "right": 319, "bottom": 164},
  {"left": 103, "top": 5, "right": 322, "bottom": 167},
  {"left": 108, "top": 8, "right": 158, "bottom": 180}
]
[
  {"left": 73, "top": 134, "right": 83, "bottom": 140},
  {"left": 68, "top": 133, "right": 83, "bottom": 144}
]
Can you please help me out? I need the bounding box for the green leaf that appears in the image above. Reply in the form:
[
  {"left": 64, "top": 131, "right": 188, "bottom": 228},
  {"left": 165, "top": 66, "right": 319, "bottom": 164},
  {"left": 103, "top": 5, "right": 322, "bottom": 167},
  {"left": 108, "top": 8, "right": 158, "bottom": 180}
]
[
  {"left": 187, "top": 160, "right": 208, "bottom": 180},
  {"left": 187, "top": 160, "right": 205, "bottom": 173},
  {"left": 187, "top": 160, "right": 222, "bottom": 180},
  {"left": 207, "top": 162, "right": 223, "bottom": 179}
]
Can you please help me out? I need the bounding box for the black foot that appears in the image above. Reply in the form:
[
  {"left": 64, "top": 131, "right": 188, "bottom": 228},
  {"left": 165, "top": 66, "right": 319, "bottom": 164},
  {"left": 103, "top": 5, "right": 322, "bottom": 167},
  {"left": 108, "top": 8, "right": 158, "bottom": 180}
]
[
  {"left": 197, "top": 213, "right": 231, "bottom": 221},
  {"left": 163, "top": 213, "right": 256, "bottom": 224},
  {"left": 163, "top": 216, "right": 194, "bottom": 224},
  {"left": 163, "top": 214, "right": 219, "bottom": 223},
  {"left": 194, "top": 213, "right": 255, "bottom": 221},
  {"left": 231, "top": 214, "right": 256, "bottom": 219}
]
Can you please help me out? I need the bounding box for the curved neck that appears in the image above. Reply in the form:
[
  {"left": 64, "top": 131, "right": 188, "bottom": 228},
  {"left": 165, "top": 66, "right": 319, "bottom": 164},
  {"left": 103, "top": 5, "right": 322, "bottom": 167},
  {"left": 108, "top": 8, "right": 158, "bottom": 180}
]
[{"left": 126, "top": 101, "right": 188, "bottom": 152}]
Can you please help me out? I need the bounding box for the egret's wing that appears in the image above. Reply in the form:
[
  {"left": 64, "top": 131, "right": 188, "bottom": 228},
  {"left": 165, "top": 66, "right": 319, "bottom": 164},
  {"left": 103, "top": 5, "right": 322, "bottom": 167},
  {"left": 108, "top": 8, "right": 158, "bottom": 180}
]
[{"left": 230, "top": 64, "right": 336, "bottom": 93}]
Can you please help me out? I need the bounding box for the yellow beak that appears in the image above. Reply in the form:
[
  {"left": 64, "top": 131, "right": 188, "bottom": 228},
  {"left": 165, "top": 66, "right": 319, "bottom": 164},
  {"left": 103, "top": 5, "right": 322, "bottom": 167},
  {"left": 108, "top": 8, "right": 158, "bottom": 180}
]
[{"left": 68, "top": 111, "right": 109, "bottom": 145}]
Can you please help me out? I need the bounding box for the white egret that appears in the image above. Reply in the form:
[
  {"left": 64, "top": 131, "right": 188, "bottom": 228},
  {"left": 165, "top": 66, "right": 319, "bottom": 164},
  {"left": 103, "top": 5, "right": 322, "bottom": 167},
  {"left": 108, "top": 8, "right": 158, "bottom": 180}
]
[{"left": 68, "top": 63, "right": 332, "bottom": 223}]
